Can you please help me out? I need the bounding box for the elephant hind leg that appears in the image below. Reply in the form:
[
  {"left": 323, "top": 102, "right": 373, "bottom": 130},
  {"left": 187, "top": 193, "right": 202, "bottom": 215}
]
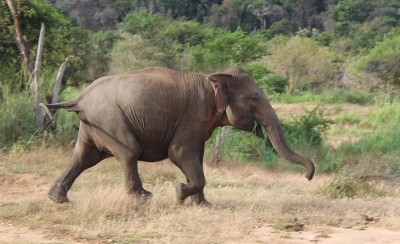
[
  {"left": 48, "top": 139, "right": 105, "bottom": 203},
  {"left": 109, "top": 137, "right": 152, "bottom": 198},
  {"left": 119, "top": 156, "right": 152, "bottom": 198}
]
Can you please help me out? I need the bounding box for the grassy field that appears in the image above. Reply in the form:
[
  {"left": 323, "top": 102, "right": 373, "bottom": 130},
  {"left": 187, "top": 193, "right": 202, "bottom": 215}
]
[{"left": 1, "top": 146, "right": 400, "bottom": 243}]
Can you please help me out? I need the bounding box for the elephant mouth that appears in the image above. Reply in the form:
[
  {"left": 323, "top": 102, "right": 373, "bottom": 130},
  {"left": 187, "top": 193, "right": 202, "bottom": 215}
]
[{"left": 253, "top": 121, "right": 265, "bottom": 139}]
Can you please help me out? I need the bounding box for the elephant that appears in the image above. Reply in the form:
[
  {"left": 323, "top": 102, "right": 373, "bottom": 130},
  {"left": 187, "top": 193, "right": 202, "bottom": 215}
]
[{"left": 43, "top": 66, "right": 315, "bottom": 205}]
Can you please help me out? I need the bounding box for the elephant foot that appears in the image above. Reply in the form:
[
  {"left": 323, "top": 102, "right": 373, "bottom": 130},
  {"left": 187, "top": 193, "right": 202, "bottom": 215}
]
[
  {"left": 48, "top": 185, "right": 69, "bottom": 203},
  {"left": 175, "top": 183, "right": 211, "bottom": 206},
  {"left": 191, "top": 195, "right": 212, "bottom": 207},
  {"left": 129, "top": 188, "right": 153, "bottom": 200}
]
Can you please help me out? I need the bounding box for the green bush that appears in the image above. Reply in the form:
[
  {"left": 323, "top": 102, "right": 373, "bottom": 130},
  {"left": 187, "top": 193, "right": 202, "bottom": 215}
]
[
  {"left": 263, "top": 75, "right": 288, "bottom": 94},
  {"left": 244, "top": 64, "right": 288, "bottom": 94},
  {"left": 281, "top": 106, "right": 333, "bottom": 147}
]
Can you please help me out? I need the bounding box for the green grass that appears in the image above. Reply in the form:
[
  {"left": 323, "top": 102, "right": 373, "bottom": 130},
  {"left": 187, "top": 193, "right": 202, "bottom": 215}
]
[
  {"left": 361, "top": 102, "right": 400, "bottom": 129},
  {"left": 335, "top": 112, "right": 361, "bottom": 125},
  {"left": 269, "top": 89, "right": 375, "bottom": 105},
  {"left": 0, "top": 90, "right": 38, "bottom": 148}
]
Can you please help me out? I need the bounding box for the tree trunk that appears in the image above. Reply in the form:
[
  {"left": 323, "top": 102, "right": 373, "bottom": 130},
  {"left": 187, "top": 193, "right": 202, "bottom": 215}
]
[
  {"left": 32, "top": 23, "right": 45, "bottom": 131},
  {"left": 6, "top": 0, "right": 34, "bottom": 74},
  {"left": 211, "top": 127, "right": 229, "bottom": 166}
]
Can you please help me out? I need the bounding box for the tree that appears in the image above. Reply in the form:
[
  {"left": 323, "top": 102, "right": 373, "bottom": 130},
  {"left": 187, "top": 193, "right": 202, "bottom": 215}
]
[
  {"left": 1, "top": 0, "right": 88, "bottom": 74},
  {"left": 359, "top": 31, "right": 400, "bottom": 88},
  {"left": 108, "top": 33, "right": 168, "bottom": 74},
  {"left": 249, "top": 1, "right": 288, "bottom": 30},
  {"left": 190, "top": 28, "right": 266, "bottom": 72},
  {"left": 208, "top": 0, "right": 250, "bottom": 31},
  {"left": 265, "top": 36, "right": 337, "bottom": 93}
]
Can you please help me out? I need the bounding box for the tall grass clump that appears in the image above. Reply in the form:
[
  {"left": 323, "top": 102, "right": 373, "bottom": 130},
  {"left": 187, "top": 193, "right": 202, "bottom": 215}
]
[
  {"left": 317, "top": 158, "right": 398, "bottom": 199},
  {"left": 316, "top": 166, "right": 371, "bottom": 198},
  {"left": 0, "top": 89, "right": 38, "bottom": 148}
]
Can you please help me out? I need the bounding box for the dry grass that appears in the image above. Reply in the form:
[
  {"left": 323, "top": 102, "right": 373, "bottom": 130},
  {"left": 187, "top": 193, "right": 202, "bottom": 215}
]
[{"left": 1, "top": 147, "right": 400, "bottom": 243}]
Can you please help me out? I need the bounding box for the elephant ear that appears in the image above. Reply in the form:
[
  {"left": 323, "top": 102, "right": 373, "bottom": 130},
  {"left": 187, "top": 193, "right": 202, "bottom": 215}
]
[{"left": 208, "top": 73, "right": 231, "bottom": 113}]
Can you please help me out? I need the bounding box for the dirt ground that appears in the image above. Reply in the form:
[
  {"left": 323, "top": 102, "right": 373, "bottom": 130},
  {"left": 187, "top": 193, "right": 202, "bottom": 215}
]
[
  {"left": 1, "top": 163, "right": 400, "bottom": 243},
  {"left": 2, "top": 222, "right": 400, "bottom": 243}
]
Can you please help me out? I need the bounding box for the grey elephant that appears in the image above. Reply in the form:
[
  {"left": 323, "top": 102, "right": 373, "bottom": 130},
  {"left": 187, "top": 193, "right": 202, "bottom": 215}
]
[{"left": 44, "top": 66, "right": 315, "bottom": 205}]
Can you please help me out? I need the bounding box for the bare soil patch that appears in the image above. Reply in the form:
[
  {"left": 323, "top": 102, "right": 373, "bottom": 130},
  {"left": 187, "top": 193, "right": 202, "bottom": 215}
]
[{"left": 273, "top": 103, "right": 371, "bottom": 118}]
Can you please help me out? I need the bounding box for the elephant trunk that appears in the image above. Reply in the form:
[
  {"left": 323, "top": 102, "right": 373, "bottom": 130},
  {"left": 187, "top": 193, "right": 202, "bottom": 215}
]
[{"left": 257, "top": 102, "right": 315, "bottom": 181}]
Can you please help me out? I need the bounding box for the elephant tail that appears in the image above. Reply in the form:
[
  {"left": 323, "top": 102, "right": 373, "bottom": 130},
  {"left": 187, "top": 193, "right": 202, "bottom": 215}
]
[
  {"left": 40, "top": 100, "right": 80, "bottom": 122},
  {"left": 42, "top": 100, "right": 80, "bottom": 111}
]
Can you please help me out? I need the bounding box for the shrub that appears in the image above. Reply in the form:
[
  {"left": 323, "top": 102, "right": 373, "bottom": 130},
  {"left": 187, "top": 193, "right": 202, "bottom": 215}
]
[
  {"left": 316, "top": 159, "right": 393, "bottom": 198},
  {"left": 244, "top": 64, "right": 288, "bottom": 94},
  {"left": 316, "top": 169, "right": 370, "bottom": 198},
  {"left": 280, "top": 106, "right": 333, "bottom": 147},
  {"left": 358, "top": 30, "right": 400, "bottom": 86},
  {"left": 264, "top": 75, "right": 288, "bottom": 94}
]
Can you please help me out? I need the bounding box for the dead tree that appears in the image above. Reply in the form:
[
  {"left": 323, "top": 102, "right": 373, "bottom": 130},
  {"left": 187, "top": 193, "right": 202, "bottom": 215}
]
[{"left": 6, "top": 0, "right": 34, "bottom": 74}]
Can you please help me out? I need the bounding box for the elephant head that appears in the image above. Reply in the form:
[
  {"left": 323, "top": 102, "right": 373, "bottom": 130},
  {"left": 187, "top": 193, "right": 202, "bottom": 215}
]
[{"left": 209, "top": 67, "right": 315, "bottom": 181}]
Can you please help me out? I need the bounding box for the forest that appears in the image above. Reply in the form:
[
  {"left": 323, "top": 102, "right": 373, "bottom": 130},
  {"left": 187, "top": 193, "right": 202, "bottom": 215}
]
[{"left": 1, "top": 0, "right": 400, "bottom": 171}]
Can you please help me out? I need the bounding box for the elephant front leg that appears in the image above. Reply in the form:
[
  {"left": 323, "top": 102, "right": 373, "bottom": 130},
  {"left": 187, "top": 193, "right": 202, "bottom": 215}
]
[
  {"left": 169, "top": 141, "right": 210, "bottom": 205},
  {"left": 175, "top": 181, "right": 209, "bottom": 205},
  {"left": 176, "top": 177, "right": 210, "bottom": 205}
]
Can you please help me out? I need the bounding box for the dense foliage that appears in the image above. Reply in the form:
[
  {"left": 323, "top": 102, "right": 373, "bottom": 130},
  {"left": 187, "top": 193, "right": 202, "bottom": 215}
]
[{"left": 1, "top": 0, "right": 399, "bottom": 175}]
